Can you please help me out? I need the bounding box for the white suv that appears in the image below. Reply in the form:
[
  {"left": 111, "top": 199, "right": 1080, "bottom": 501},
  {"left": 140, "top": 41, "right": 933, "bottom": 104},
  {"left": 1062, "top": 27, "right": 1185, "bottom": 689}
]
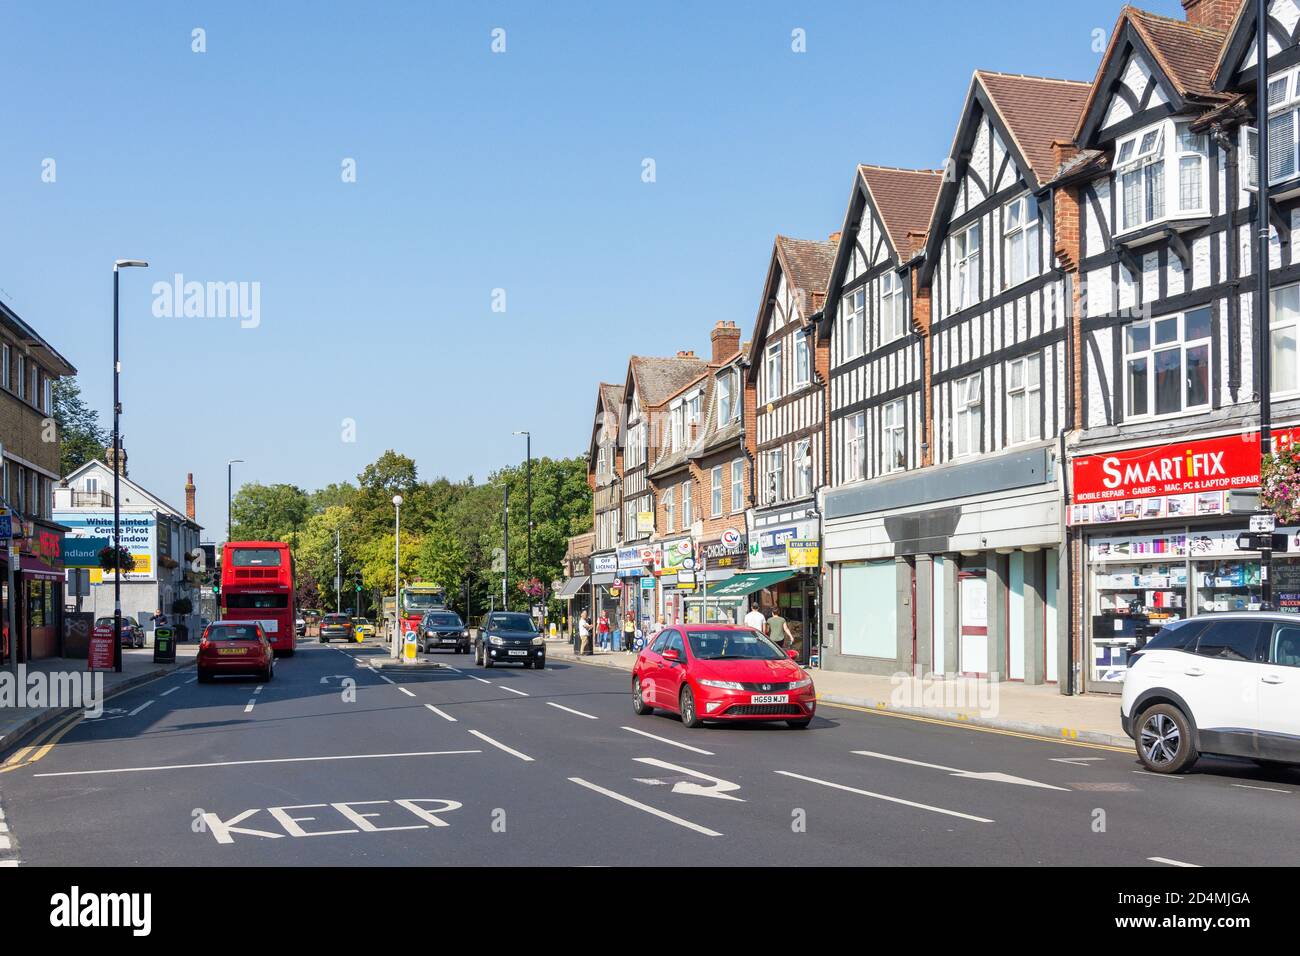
[{"left": 1121, "top": 612, "right": 1300, "bottom": 773}]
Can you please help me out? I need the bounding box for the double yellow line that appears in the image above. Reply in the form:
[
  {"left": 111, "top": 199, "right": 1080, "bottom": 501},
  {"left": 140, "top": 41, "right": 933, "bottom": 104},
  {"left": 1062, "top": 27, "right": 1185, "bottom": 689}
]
[{"left": 0, "top": 710, "right": 85, "bottom": 774}]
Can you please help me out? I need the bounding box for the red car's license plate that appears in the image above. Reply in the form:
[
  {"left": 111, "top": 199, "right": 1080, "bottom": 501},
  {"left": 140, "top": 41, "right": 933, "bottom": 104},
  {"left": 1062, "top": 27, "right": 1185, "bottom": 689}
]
[{"left": 217, "top": 647, "right": 248, "bottom": 655}]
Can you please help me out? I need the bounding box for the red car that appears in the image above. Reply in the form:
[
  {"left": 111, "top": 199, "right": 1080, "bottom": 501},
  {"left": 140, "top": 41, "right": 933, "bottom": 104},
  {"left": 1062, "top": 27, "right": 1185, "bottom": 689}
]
[
  {"left": 632, "top": 624, "right": 815, "bottom": 729},
  {"left": 197, "top": 621, "right": 275, "bottom": 683}
]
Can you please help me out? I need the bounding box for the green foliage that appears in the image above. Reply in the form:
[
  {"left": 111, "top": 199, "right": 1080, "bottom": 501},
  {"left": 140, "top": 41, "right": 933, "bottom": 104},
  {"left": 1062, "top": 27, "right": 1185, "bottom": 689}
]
[
  {"left": 53, "top": 378, "right": 108, "bottom": 477},
  {"left": 228, "top": 451, "right": 592, "bottom": 618}
]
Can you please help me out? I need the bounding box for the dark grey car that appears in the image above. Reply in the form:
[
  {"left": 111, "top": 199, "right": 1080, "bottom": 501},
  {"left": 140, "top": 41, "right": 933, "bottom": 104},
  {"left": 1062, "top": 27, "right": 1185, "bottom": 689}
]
[{"left": 474, "top": 612, "right": 545, "bottom": 669}]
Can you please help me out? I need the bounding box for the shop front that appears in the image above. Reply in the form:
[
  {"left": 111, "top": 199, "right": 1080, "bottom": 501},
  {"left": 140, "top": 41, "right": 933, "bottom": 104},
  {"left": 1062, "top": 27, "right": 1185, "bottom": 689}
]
[
  {"left": 683, "top": 529, "right": 747, "bottom": 624},
  {"left": 746, "top": 511, "right": 821, "bottom": 664},
  {"left": 8, "top": 519, "right": 68, "bottom": 661},
  {"left": 1070, "top": 429, "right": 1296, "bottom": 693},
  {"left": 589, "top": 552, "right": 619, "bottom": 626},
  {"left": 822, "top": 444, "right": 1063, "bottom": 683},
  {"left": 616, "top": 544, "right": 657, "bottom": 635}
]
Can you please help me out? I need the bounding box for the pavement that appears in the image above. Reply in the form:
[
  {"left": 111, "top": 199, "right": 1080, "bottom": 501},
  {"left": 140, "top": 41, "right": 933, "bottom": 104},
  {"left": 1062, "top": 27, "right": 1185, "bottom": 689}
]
[
  {"left": 0, "top": 645, "right": 199, "bottom": 763},
  {"left": 546, "top": 639, "right": 1129, "bottom": 747},
  {"left": 0, "top": 637, "right": 1298, "bottom": 866}
]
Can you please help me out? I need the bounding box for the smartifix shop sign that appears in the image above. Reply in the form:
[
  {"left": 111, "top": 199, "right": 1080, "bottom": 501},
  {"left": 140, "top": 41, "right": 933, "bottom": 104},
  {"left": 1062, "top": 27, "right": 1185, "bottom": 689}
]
[{"left": 1072, "top": 429, "right": 1300, "bottom": 503}]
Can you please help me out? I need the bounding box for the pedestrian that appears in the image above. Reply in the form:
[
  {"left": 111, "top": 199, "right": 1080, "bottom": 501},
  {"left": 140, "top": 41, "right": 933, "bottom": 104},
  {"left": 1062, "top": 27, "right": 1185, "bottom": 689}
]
[
  {"left": 578, "top": 609, "right": 593, "bottom": 655},
  {"left": 767, "top": 607, "right": 794, "bottom": 650},
  {"left": 744, "top": 600, "right": 766, "bottom": 633},
  {"left": 623, "top": 612, "right": 636, "bottom": 652},
  {"left": 597, "top": 611, "right": 611, "bottom": 651}
]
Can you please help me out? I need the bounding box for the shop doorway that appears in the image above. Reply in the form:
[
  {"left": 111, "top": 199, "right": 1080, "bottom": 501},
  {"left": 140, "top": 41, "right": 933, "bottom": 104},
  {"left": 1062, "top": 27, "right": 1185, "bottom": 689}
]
[{"left": 959, "top": 566, "right": 988, "bottom": 676}]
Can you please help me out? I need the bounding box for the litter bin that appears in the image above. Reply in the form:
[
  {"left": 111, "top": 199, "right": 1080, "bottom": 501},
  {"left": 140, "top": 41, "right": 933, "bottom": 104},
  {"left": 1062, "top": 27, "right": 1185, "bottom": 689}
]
[{"left": 153, "top": 626, "right": 176, "bottom": 663}]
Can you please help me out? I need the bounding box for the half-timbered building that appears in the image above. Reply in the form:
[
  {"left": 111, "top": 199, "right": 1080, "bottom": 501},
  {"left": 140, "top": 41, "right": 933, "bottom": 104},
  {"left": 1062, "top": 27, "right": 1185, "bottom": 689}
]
[
  {"left": 744, "top": 235, "right": 835, "bottom": 659},
  {"left": 587, "top": 382, "right": 625, "bottom": 623},
  {"left": 818, "top": 165, "right": 942, "bottom": 674}
]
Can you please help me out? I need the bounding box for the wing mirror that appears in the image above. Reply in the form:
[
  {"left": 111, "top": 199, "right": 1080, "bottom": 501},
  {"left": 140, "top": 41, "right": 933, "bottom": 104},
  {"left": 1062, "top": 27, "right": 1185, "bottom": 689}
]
[{"left": 662, "top": 648, "right": 681, "bottom": 663}]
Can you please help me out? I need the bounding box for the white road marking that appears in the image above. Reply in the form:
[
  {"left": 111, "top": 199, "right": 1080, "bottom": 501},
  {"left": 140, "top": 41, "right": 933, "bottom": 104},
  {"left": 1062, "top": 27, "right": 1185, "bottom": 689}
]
[
  {"left": 546, "top": 702, "right": 597, "bottom": 720},
  {"left": 467, "top": 729, "right": 534, "bottom": 762},
  {"left": 254, "top": 686, "right": 264, "bottom": 695},
  {"left": 33, "top": 750, "right": 482, "bottom": 778},
  {"left": 0, "top": 837, "right": 10, "bottom": 850},
  {"left": 774, "top": 771, "right": 994, "bottom": 823},
  {"left": 185, "top": 677, "right": 197, "bottom": 684},
  {"left": 499, "top": 685, "right": 529, "bottom": 697},
  {"left": 467, "top": 674, "right": 492, "bottom": 685},
  {"left": 1050, "top": 756, "right": 1106, "bottom": 767},
  {"left": 569, "top": 777, "right": 721, "bottom": 837},
  {"left": 128, "top": 701, "right": 154, "bottom": 717},
  {"left": 1231, "top": 783, "right": 1292, "bottom": 794},
  {"left": 160, "top": 687, "right": 180, "bottom": 697},
  {"left": 853, "top": 750, "right": 1069, "bottom": 791},
  {"left": 378, "top": 674, "right": 395, "bottom": 685},
  {"left": 0, "top": 860, "right": 17, "bottom": 866},
  {"left": 424, "top": 704, "right": 456, "bottom": 722},
  {"left": 633, "top": 757, "right": 743, "bottom": 801},
  {"left": 398, "top": 687, "right": 416, "bottom": 697},
  {"left": 244, "top": 700, "right": 256, "bottom": 713},
  {"left": 620, "top": 726, "right": 714, "bottom": 756},
  {"left": 1148, "top": 856, "right": 1201, "bottom": 867}
]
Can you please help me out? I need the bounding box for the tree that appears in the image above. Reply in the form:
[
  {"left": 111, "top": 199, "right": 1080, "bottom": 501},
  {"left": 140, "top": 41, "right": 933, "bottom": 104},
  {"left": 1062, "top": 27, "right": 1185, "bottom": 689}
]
[
  {"left": 53, "top": 378, "right": 108, "bottom": 477},
  {"left": 229, "top": 483, "right": 311, "bottom": 542}
]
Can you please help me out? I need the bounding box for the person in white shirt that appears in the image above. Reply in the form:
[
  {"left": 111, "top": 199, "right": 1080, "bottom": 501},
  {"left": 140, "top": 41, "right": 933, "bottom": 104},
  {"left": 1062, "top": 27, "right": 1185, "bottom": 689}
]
[{"left": 744, "top": 603, "right": 766, "bottom": 633}]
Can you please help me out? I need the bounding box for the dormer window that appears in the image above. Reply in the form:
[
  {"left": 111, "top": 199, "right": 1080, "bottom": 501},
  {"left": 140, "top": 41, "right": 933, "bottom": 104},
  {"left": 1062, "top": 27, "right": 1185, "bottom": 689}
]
[
  {"left": 1115, "top": 121, "right": 1208, "bottom": 234},
  {"left": 716, "top": 369, "right": 737, "bottom": 424}
]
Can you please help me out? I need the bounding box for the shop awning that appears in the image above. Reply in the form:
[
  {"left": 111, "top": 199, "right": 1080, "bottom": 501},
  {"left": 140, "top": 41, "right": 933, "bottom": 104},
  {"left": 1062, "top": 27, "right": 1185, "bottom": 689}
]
[
  {"left": 703, "top": 569, "right": 797, "bottom": 598},
  {"left": 591, "top": 572, "right": 616, "bottom": 587},
  {"left": 555, "top": 577, "right": 587, "bottom": 599}
]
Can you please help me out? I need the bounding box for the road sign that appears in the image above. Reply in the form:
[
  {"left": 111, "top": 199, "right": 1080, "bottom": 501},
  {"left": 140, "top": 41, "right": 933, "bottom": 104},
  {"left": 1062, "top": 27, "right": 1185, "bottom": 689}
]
[
  {"left": 1250, "top": 512, "right": 1277, "bottom": 534},
  {"left": 0, "top": 508, "right": 11, "bottom": 540}
]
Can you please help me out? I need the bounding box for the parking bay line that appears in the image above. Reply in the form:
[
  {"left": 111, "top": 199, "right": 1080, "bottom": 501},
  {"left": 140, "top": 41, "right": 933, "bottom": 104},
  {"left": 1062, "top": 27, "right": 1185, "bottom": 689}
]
[
  {"left": 547, "top": 702, "right": 598, "bottom": 720},
  {"left": 773, "top": 770, "right": 994, "bottom": 823},
  {"left": 32, "top": 749, "right": 482, "bottom": 778},
  {"left": 620, "top": 726, "right": 714, "bottom": 756},
  {"left": 128, "top": 700, "right": 154, "bottom": 717},
  {"left": 160, "top": 687, "right": 180, "bottom": 697},
  {"left": 467, "top": 729, "right": 534, "bottom": 762},
  {"left": 569, "top": 777, "right": 721, "bottom": 837}
]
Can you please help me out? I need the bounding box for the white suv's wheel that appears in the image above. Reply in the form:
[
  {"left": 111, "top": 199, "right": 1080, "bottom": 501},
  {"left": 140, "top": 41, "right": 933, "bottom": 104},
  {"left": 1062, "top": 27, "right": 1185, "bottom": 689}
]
[{"left": 1137, "top": 703, "right": 1198, "bottom": 774}]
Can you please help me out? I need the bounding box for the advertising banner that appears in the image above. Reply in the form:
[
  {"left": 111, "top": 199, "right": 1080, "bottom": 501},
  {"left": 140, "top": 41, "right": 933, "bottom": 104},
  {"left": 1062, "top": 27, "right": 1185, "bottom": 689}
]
[{"left": 54, "top": 511, "right": 157, "bottom": 582}]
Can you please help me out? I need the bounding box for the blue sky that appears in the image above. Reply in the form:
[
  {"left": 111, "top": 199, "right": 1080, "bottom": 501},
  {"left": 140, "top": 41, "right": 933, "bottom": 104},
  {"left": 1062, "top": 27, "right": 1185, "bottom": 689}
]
[{"left": 0, "top": 0, "right": 1185, "bottom": 537}]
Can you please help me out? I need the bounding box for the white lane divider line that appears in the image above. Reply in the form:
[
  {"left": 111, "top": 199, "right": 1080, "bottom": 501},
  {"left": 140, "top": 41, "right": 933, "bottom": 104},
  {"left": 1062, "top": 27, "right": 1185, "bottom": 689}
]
[
  {"left": 1132, "top": 770, "right": 1184, "bottom": 781},
  {"left": 466, "top": 674, "right": 492, "bottom": 685},
  {"left": 425, "top": 704, "right": 457, "bottom": 722},
  {"left": 185, "top": 677, "right": 197, "bottom": 684},
  {"left": 160, "top": 687, "right": 180, "bottom": 697},
  {"left": 1148, "top": 856, "right": 1201, "bottom": 867},
  {"left": 499, "top": 685, "right": 529, "bottom": 697},
  {"left": 398, "top": 687, "right": 416, "bottom": 698},
  {"left": 128, "top": 701, "right": 154, "bottom": 717},
  {"left": 468, "top": 729, "right": 534, "bottom": 762},
  {"left": 253, "top": 686, "right": 264, "bottom": 695},
  {"left": 620, "top": 726, "right": 714, "bottom": 756},
  {"left": 32, "top": 749, "right": 482, "bottom": 778},
  {"left": 773, "top": 770, "right": 994, "bottom": 823},
  {"left": 852, "top": 750, "right": 1069, "bottom": 791},
  {"left": 547, "top": 702, "right": 598, "bottom": 720},
  {"left": 377, "top": 674, "right": 395, "bottom": 685},
  {"left": 568, "top": 777, "right": 721, "bottom": 837},
  {"left": 1231, "top": 783, "right": 1292, "bottom": 794},
  {"left": 244, "top": 699, "right": 256, "bottom": 713}
]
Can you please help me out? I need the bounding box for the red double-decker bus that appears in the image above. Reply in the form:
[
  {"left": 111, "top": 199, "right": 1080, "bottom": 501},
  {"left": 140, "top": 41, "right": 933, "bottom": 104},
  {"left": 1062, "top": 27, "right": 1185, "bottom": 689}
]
[{"left": 220, "top": 541, "right": 296, "bottom": 656}]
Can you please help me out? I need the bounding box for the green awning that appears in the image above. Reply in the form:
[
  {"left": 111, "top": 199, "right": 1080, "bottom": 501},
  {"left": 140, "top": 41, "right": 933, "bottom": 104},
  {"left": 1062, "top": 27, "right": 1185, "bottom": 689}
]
[{"left": 702, "top": 569, "right": 797, "bottom": 598}]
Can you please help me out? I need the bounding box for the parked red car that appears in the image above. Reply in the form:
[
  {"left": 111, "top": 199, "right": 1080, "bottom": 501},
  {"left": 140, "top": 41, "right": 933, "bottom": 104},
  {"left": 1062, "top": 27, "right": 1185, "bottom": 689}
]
[
  {"left": 197, "top": 621, "right": 275, "bottom": 683},
  {"left": 632, "top": 624, "right": 815, "bottom": 728}
]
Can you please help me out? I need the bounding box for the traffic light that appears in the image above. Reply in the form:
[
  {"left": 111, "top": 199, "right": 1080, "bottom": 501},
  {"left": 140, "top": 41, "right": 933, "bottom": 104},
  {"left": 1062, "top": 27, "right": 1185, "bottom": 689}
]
[{"left": 354, "top": 571, "right": 363, "bottom": 593}]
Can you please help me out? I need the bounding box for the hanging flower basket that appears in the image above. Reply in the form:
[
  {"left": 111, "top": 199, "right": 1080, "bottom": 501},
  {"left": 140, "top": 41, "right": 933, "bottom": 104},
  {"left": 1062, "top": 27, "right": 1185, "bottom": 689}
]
[
  {"left": 516, "top": 577, "right": 545, "bottom": 600},
  {"left": 98, "top": 545, "right": 136, "bottom": 573},
  {"left": 1261, "top": 441, "right": 1300, "bottom": 525}
]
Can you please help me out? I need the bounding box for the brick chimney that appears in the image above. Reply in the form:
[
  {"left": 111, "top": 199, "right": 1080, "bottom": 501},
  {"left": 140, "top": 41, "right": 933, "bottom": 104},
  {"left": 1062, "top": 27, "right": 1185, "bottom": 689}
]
[
  {"left": 1182, "top": 0, "right": 1243, "bottom": 30},
  {"left": 710, "top": 321, "right": 741, "bottom": 363},
  {"left": 676, "top": 350, "right": 697, "bottom": 359},
  {"left": 828, "top": 230, "right": 842, "bottom": 244},
  {"left": 104, "top": 442, "right": 128, "bottom": 477},
  {"left": 185, "top": 472, "right": 196, "bottom": 520}
]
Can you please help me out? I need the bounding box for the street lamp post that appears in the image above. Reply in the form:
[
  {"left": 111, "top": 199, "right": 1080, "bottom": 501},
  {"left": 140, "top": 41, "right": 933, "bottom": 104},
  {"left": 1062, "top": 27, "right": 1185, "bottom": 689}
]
[
  {"left": 112, "top": 258, "right": 148, "bottom": 673},
  {"left": 1255, "top": 0, "right": 1277, "bottom": 609},
  {"left": 392, "top": 494, "right": 403, "bottom": 659},
  {"left": 226, "top": 458, "right": 244, "bottom": 549},
  {"left": 502, "top": 485, "right": 509, "bottom": 610},
  {"left": 513, "top": 431, "right": 532, "bottom": 586}
]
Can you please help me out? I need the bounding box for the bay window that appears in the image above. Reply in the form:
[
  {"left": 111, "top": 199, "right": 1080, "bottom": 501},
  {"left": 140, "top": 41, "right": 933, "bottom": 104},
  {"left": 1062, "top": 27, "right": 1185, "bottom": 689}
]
[
  {"left": 954, "top": 373, "right": 982, "bottom": 457},
  {"left": 1124, "top": 307, "right": 1212, "bottom": 418},
  {"left": 845, "top": 412, "right": 866, "bottom": 481},
  {"left": 1115, "top": 121, "right": 1208, "bottom": 233},
  {"left": 953, "top": 222, "right": 981, "bottom": 312},
  {"left": 882, "top": 270, "right": 907, "bottom": 341},
  {"left": 842, "top": 288, "right": 865, "bottom": 359},
  {"left": 1007, "top": 354, "right": 1042, "bottom": 445},
  {"left": 1266, "top": 68, "right": 1300, "bottom": 185},
  {"left": 1002, "top": 195, "right": 1041, "bottom": 289},
  {"left": 1272, "top": 283, "right": 1300, "bottom": 395},
  {"left": 882, "top": 400, "right": 905, "bottom": 472},
  {"left": 765, "top": 341, "right": 783, "bottom": 401}
]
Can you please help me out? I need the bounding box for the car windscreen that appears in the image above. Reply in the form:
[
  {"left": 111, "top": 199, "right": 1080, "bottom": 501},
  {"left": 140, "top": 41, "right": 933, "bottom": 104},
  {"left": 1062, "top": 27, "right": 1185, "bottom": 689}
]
[
  {"left": 403, "top": 593, "right": 444, "bottom": 610},
  {"left": 208, "top": 625, "right": 261, "bottom": 641},
  {"left": 230, "top": 548, "right": 282, "bottom": 567},
  {"left": 686, "top": 629, "right": 785, "bottom": 661},
  {"left": 488, "top": 613, "right": 535, "bottom": 632},
  {"left": 424, "top": 614, "right": 462, "bottom": 627}
]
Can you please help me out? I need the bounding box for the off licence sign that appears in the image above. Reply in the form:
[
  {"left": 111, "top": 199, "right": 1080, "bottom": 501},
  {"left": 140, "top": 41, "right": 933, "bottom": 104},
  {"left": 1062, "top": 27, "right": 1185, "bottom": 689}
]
[{"left": 1071, "top": 429, "right": 1300, "bottom": 503}]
